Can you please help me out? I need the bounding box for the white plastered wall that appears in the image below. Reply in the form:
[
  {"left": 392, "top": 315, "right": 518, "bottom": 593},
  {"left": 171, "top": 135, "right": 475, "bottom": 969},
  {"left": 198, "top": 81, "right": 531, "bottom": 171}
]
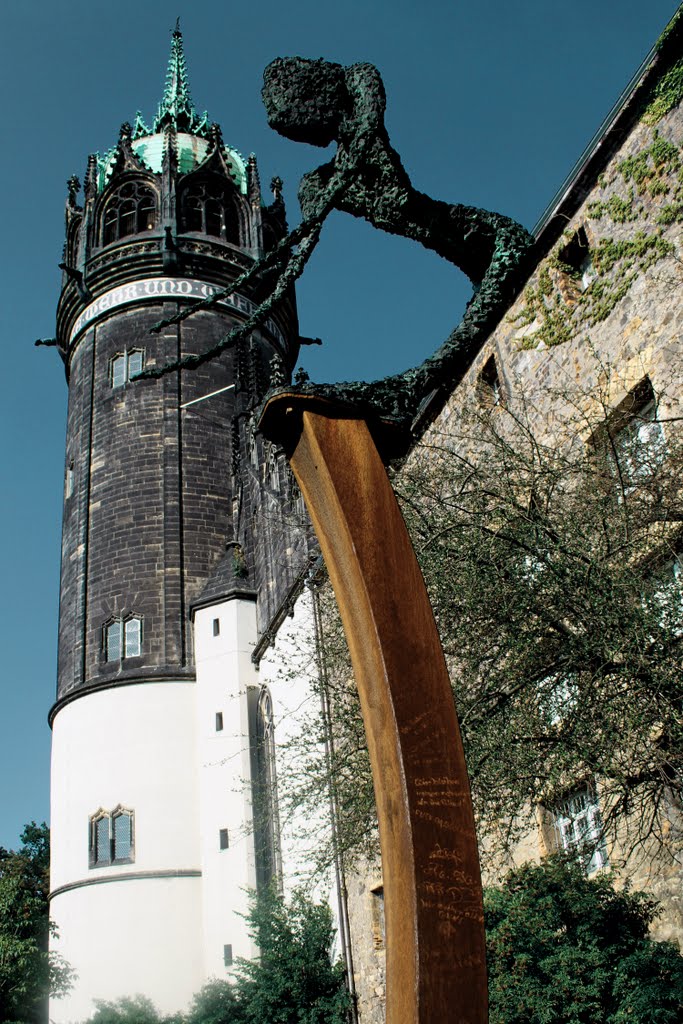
[
  {"left": 50, "top": 682, "right": 203, "bottom": 1022},
  {"left": 258, "top": 590, "right": 336, "bottom": 901},
  {"left": 193, "top": 597, "right": 260, "bottom": 976}
]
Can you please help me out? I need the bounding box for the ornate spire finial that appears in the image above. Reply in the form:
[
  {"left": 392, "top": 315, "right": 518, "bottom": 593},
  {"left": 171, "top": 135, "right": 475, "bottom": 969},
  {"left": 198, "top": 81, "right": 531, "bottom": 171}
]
[{"left": 153, "top": 22, "right": 208, "bottom": 135}]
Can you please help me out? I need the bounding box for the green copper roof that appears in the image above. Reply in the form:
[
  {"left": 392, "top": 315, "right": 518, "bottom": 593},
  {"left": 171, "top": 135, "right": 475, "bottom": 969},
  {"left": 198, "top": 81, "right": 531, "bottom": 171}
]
[
  {"left": 153, "top": 23, "right": 209, "bottom": 135},
  {"left": 94, "top": 26, "right": 248, "bottom": 194}
]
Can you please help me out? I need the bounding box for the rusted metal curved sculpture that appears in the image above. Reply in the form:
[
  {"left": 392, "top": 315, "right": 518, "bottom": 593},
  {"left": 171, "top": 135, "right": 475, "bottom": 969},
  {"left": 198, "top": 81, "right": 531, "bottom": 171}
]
[
  {"left": 259, "top": 395, "right": 487, "bottom": 1024},
  {"left": 256, "top": 59, "right": 535, "bottom": 1024}
]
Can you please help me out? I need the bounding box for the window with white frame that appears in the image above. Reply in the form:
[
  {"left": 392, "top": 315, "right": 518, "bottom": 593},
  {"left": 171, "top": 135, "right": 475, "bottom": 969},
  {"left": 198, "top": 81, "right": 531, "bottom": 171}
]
[
  {"left": 104, "top": 615, "right": 142, "bottom": 661},
  {"left": 606, "top": 379, "right": 665, "bottom": 494},
  {"left": 89, "top": 807, "right": 134, "bottom": 867},
  {"left": 551, "top": 784, "right": 608, "bottom": 873},
  {"left": 111, "top": 349, "right": 144, "bottom": 388}
]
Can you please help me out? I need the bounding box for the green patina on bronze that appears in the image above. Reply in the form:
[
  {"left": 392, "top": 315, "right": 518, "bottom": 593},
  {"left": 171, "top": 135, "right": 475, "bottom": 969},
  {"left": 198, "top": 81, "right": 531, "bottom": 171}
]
[{"left": 141, "top": 57, "right": 535, "bottom": 436}]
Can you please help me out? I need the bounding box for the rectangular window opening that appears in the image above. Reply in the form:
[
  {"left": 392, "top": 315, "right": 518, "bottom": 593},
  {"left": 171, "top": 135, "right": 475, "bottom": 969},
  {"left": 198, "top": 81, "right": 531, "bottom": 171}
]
[
  {"left": 477, "top": 355, "right": 503, "bottom": 408},
  {"left": 559, "top": 226, "right": 596, "bottom": 291},
  {"left": 219, "top": 828, "right": 229, "bottom": 850},
  {"left": 213, "top": 618, "right": 220, "bottom": 636},
  {"left": 223, "top": 944, "right": 233, "bottom": 967},
  {"left": 215, "top": 712, "right": 224, "bottom": 732},
  {"left": 551, "top": 784, "right": 608, "bottom": 874}
]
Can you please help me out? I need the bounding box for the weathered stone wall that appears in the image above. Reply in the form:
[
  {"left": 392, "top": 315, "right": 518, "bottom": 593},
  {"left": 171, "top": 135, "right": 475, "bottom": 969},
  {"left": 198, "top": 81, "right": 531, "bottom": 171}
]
[{"left": 346, "top": 63, "right": 682, "bottom": 1024}]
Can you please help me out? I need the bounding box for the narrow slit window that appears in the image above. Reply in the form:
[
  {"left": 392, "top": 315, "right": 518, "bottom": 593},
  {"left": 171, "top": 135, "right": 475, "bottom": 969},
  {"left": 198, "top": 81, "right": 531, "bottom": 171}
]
[
  {"left": 219, "top": 828, "right": 229, "bottom": 850},
  {"left": 65, "top": 459, "right": 74, "bottom": 500},
  {"left": 558, "top": 226, "right": 596, "bottom": 291},
  {"left": 95, "top": 816, "right": 110, "bottom": 865},
  {"left": 215, "top": 712, "right": 224, "bottom": 731},
  {"left": 112, "top": 354, "right": 127, "bottom": 389},
  {"left": 223, "top": 944, "right": 233, "bottom": 967},
  {"left": 477, "top": 355, "right": 503, "bottom": 408},
  {"left": 124, "top": 617, "right": 142, "bottom": 657},
  {"left": 113, "top": 811, "right": 133, "bottom": 861},
  {"left": 213, "top": 618, "right": 220, "bottom": 637},
  {"left": 106, "top": 620, "right": 122, "bottom": 662}
]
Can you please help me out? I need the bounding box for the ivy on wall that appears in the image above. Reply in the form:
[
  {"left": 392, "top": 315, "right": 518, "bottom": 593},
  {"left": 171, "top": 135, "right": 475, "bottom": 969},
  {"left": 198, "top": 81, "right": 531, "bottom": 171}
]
[{"left": 511, "top": 127, "right": 680, "bottom": 351}]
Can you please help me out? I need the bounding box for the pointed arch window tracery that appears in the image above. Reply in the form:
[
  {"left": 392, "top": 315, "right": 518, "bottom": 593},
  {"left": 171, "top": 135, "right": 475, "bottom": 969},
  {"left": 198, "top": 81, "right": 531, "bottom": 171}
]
[
  {"left": 179, "top": 177, "right": 238, "bottom": 242},
  {"left": 101, "top": 180, "right": 157, "bottom": 246},
  {"left": 253, "top": 687, "right": 282, "bottom": 890}
]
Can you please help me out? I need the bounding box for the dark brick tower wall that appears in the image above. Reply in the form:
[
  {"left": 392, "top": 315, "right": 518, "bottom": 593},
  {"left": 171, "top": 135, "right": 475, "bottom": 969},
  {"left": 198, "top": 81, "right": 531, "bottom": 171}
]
[{"left": 51, "top": 31, "right": 304, "bottom": 714}]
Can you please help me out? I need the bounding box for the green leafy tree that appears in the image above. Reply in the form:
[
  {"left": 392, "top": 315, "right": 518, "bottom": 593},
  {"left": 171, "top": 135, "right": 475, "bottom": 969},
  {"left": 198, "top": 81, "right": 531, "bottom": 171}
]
[
  {"left": 236, "top": 887, "right": 350, "bottom": 1024},
  {"left": 185, "top": 979, "right": 242, "bottom": 1024},
  {"left": 0, "top": 822, "right": 75, "bottom": 1024},
  {"left": 485, "top": 855, "right": 683, "bottom": 1024},
  {"left": 277, "top": 364, "right": 683, "bottom": 871},
  {"left": 86, "top": 995, "right": 170, "bottom": 1024}
]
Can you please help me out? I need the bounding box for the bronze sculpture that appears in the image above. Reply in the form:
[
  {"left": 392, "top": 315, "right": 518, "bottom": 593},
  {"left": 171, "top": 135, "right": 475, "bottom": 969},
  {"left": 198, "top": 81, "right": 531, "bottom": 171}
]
[{"left": 145, "top": 57, "right": 534, "bottom": 442}]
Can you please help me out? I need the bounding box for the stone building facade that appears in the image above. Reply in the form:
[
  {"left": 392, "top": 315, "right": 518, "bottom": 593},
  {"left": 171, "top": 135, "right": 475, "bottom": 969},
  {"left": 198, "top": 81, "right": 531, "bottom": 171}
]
[{"left": 345, "top": 15, "right": 683, "bottom": 1022}]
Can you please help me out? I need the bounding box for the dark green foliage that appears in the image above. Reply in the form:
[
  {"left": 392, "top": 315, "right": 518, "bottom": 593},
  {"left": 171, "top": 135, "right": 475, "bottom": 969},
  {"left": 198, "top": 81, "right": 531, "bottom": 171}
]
[
  {"left": 86, "top": 995, "right": 181, "bottom": 1024},
  {"left": 236, "top": 887, "right": 350, "bottom": 1024},
  {"left": 485, "top": 856, "right": 683, "bottom": 1024},
  {"left": 186, "top": 980, "right": 242, "bottom": 1024},
  {"left": 0, "top": 823, "right": 75, "bottom": 1024}
]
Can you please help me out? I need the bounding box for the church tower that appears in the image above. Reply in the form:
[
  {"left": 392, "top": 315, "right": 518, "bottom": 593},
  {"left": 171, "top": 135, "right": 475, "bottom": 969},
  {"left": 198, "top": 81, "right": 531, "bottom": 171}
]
[{"left": 49, "top": 28, "right": 304, "bottom": 1021}]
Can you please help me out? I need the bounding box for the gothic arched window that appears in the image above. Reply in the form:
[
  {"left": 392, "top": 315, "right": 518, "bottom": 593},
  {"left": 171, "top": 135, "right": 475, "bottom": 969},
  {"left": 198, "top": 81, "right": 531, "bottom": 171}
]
[
  {"left": 101, "top": 181, "right": 157, "bottom": 246},
  {"left": 180, "top": 179, "right": 238, "bottom": 242},
  {"left": 253, "top": 687, "right": 282, "bottom": 889},
  {"left": 89, "top": 806, "right": 135, "bottom": 867},
  {"left": 104, "top": 615, "right": 143, "bottom": 662}
]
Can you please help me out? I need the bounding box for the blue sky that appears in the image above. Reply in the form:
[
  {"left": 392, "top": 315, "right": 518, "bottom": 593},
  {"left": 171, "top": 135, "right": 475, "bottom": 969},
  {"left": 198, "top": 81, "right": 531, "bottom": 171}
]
[{"left": 0, "top": 0, "right": 679, "bottom": 850}]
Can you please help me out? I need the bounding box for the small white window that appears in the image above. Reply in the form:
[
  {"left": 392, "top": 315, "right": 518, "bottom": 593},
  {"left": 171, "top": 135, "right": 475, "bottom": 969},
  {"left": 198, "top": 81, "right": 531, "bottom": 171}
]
[
  {"left": 612, "top": 397, "right": 665, "bottom": 487},
  {"left": 552, "top": 784, "right": 608, "bottom": 873},
  {"left": 112, "top": 810, "right": 133, "bottom": 860},
  {"left": 105, "top": 615, "right": 142, "bottom": 661},
  {"left": 95, "top": 815, "right": 110, "bottom": 865},
  {"left": 111, "top": 350, "right": 144, "bottom": 388},
  {"left": 65, "top": 459, "right": 74, "bottom": 500},
  {"left": 112, "top": 354, "right": 127, "bottom": 389},
  {"left": 371, "top": 885, "right": 385, "bottom": 950},
  {"left": 124, "top": 616, "right": 142, "bottom": 657},
  {"left": 603, "top": 379, "right": 666, "bottom": 497},
  {"left": 106, "top": 620, "right": 122, "bottom": 661},
  {"left": 127, "top": 350, "right": 143, "bottom": 378},
  {"left": 90, "top": 808, "right": 134, "bottom": 867}
]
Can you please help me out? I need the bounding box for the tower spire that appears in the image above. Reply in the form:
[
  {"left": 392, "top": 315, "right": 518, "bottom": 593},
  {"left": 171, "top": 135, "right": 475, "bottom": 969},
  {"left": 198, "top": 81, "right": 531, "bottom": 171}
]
[{"left": 153, "top": 21, "right": 208, "bottom": 135}]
